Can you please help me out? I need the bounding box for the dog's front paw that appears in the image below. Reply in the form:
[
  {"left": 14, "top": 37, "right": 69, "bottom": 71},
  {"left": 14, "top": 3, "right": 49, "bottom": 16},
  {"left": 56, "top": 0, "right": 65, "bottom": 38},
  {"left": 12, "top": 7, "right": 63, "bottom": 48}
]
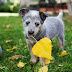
[
  {"left": 30, "top": 57, "right": 37, "bottom": 64},
  {"left": 40, "top": 57, "right": 45, "bottom": 66},
  {"left": 40, "top": 61, "right": 45, "bottom": 66}
]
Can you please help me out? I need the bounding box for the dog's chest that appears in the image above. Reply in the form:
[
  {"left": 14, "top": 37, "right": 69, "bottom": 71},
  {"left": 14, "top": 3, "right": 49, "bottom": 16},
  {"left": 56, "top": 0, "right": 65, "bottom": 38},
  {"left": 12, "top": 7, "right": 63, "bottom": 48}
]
[{"left": 26, "top": 38, "right": 36, "bottom": 45}]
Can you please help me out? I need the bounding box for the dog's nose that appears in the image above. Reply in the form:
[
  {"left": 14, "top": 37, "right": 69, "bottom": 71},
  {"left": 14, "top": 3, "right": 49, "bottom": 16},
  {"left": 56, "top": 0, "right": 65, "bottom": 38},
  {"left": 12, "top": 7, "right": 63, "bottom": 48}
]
[{"left": 28, "top": 31, "right": 34, "bottom": 35}]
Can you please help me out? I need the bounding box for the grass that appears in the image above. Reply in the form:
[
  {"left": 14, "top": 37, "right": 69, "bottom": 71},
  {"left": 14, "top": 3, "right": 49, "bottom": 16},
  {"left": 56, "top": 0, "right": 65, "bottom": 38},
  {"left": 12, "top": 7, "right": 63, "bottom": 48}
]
[{"left": 0, "top": 14, "right": 72, "bottom": 72}]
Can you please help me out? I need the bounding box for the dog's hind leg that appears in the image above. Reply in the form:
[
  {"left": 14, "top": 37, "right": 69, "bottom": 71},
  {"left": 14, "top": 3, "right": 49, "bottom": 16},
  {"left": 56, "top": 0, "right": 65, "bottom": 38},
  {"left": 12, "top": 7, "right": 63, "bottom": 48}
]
[{"left": 57, "top": 34, "right": 64, "bottom": 51}]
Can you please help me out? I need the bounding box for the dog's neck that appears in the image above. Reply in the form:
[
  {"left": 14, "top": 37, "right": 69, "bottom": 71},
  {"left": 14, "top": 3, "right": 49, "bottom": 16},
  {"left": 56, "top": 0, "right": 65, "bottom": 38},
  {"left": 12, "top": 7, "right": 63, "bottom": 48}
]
[{"left": 35, "top": 27, "right": 46, "bottom": 41}]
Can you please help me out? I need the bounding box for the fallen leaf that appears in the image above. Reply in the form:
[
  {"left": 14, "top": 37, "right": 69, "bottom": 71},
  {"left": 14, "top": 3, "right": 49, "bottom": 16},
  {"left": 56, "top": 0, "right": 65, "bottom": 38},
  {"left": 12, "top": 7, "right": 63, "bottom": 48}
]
[
  {"left": 59, "top": 50, "right": 68, "bottom": 57},
  {"left": 58, "top": 64, "right": 63, "bottom": 67},
  {"left": 45, "top": 56, "right": 55, "bottom": 64},
  {"left": 6, "top": 40, "right": 12, "bottom": 43},
  {"left": 17, "top": 61, "right": 26, "bottom": 68},
  {"left": 6, "top": 24, "right": 10, "bottom": 29},
  {"left": 45, "top": 59, "right": 50, "bottom": 64},
  {"left": 0, "top": 66, "right": 5, "bottom": 69},
  {"left": 32, "top": 37, "right": 52, "bottom": 60},
  {"left": 9, "top": 55, "right": 23, "bottom": 60},
  {"left": 38, "top": 66, "right": 48, "bottom": 72},
  {"left": 6, "top": 46, "right": 16, "bottom": 51}
]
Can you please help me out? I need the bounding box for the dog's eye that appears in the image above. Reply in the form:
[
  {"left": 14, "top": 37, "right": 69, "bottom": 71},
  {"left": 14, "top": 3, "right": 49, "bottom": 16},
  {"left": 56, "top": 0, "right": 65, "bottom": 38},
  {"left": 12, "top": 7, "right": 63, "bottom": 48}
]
[
  {"left": 26, "top": 21, "right": 30, "bottom": 26},
  {"left": 35, "top": 22, "right": 39, "bottom": 27}
]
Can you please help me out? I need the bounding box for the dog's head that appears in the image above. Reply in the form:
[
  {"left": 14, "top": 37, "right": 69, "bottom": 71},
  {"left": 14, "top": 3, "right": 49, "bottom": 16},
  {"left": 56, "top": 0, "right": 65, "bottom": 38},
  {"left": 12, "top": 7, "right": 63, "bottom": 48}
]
[{"left": 19, "top": 8, "right": 48, "bottom": 37}]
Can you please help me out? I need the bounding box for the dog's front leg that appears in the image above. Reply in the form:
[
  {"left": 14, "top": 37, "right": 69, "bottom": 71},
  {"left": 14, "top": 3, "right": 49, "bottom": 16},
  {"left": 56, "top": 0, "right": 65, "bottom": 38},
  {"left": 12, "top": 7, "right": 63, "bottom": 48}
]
[
  {"left": 26, "top": 39, "right": 37, "bottom": 64},
  {"left": 39, "top": 57, "right": 46, "bottom": 66}
]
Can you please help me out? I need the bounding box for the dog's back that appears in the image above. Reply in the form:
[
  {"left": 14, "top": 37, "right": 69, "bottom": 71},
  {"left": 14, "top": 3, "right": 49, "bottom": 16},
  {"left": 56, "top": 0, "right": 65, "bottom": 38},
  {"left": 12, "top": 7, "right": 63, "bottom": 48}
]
[{"left": 42, "top": 11, "right": 64, "bottom": 40}]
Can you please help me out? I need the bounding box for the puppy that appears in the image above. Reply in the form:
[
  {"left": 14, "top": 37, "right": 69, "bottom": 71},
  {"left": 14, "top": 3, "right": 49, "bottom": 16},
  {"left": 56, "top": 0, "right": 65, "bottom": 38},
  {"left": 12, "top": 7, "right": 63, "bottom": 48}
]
[{"left": 19, "top": 8, "right": 64, "bottom": 66}]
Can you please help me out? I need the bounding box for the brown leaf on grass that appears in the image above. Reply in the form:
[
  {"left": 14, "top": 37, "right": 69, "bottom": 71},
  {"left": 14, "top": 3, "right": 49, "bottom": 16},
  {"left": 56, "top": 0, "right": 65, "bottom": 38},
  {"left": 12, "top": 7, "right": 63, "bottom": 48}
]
[
  {"left": 9, "top": 55, "right": 22, "bottom": 60},
  {"left": 9, "top": 55, "right": 27, "bottom": 60},
  {"left": 6, "top": 24, "right": 10, "bottom": 29}
]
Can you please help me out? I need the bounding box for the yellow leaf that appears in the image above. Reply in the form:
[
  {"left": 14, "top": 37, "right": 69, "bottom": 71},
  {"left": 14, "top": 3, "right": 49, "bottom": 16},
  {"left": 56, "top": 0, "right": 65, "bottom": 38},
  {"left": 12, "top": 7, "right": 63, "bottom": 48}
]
[
  {"left": 17, "top": 61, "right": 26, "bottom": 68},
  {"left": 58, "top": 64, "right": 63, "bottom": 67},
  {"left": 0, "top": 66, "right": 5, "bottom": 69},
  {"left": 38, "top": 66, "right": 48, "bottom": 72},
  {"left": 32, "top": 37, "right": 52, "bottom": 60},
  {"left": 6, "top": 40, "right": 12, "bottom": 43},
  {"left": 45, "top": 59, "right": 50, "bottom": 64},
  {"left": 45, "top": 56, "right": 55, "bottom": 64},
  {"left": 59, "top": 50, "right": 68, "bottom": 57},
  {"left": 6, "top": 46, "right": 16, "bottom": 51}
]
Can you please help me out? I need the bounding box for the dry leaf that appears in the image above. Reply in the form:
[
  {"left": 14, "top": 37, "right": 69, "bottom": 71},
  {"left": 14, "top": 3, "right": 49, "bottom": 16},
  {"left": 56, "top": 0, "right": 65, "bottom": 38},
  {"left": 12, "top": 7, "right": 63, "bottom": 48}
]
[
  {"left": 6, "top": 40, "right": 12, "bottom": 43},
  {"left": 58, "top": 64, "right": 63, "bottom": 67},
  {"left": 59, "top": 50, "right": 68, "bottom": 57},
  {"left": 6, "top": 24, "right": 10, "bottom": 29},
  {"left": 9, "top": 55, "right": 22, "bottom": 60},
  {"left": 6, "top": 46, "right": 16, "bottom": 51},
  {"left": 38, "top": 66, "right": 48, "bottom": 72},
  {"left": 0, "top": 66, "right": 5, "bottom": 69},
  {"left": 9, "top": 55, "right": 27, "bottom": 60},
  {"left": 17, "top": 61, "right": 26, "bottom": 68}
]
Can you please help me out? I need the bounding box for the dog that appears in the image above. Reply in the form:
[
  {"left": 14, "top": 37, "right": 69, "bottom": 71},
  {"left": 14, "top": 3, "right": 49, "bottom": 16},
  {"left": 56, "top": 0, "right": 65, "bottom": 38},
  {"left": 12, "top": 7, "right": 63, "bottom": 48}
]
[{"left": 19, "top": 8, "right": 64, "bottom": 66}]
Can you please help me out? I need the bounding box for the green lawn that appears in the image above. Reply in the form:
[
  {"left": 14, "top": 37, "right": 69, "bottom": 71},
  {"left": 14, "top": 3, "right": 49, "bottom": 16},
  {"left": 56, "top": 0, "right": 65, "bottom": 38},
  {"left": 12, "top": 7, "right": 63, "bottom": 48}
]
[{"left": 0, "top": 15, "right": 72, "bottom": 72}]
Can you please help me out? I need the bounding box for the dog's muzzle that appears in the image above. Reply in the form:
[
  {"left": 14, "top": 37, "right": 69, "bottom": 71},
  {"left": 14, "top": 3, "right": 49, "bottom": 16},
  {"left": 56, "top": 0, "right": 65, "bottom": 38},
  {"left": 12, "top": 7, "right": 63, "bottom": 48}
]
[{"left": 28, "top": 31, "right": 34, "bottom": 37}]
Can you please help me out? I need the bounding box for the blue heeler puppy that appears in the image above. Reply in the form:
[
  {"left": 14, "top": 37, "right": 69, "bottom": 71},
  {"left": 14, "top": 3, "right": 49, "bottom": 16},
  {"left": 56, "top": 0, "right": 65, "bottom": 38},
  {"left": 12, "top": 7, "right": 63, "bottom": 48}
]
[{"left": 19, "top": 8, "right": 64, "bottom": 66}]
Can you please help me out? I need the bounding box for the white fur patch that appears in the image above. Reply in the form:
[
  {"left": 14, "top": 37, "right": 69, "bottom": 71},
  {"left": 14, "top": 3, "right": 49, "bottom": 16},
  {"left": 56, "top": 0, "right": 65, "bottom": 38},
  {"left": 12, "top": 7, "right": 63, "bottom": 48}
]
[{"left": 30, "top": 11, "right": 38, "bottom": 16}]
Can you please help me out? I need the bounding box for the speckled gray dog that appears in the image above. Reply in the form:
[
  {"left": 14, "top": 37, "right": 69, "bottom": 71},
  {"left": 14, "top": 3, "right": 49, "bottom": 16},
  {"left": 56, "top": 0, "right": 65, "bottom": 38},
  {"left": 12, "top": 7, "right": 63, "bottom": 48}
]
[{"left": 19, "top": 8, "right": 64, "bottom": 66}]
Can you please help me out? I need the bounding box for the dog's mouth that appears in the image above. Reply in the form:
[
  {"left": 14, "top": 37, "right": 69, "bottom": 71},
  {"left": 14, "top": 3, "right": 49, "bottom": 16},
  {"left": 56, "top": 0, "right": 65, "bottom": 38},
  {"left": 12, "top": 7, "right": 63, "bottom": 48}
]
[
  {"left": 29, "top": 35, "right": 33, "bottom": 37},
  {"left": 28, "top": 34, "right": 34, "bottom": 38}
]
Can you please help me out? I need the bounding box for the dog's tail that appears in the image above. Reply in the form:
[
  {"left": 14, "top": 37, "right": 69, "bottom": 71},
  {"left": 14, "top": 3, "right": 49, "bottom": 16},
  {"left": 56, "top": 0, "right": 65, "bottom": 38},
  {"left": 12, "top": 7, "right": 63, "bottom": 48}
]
[{"left": 57, "top": 10, "right": 63, "bottom": 19}]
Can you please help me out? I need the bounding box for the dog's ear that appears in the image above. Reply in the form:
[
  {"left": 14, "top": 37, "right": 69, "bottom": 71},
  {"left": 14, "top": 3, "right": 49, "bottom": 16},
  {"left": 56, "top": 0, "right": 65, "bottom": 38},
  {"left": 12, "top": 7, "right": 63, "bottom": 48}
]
[
  {"left": 39, "top": 12, "right": 48, "bottom": 21},
  {"left": 19, "top": 8, "right": 29, "bottom": 17}
]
